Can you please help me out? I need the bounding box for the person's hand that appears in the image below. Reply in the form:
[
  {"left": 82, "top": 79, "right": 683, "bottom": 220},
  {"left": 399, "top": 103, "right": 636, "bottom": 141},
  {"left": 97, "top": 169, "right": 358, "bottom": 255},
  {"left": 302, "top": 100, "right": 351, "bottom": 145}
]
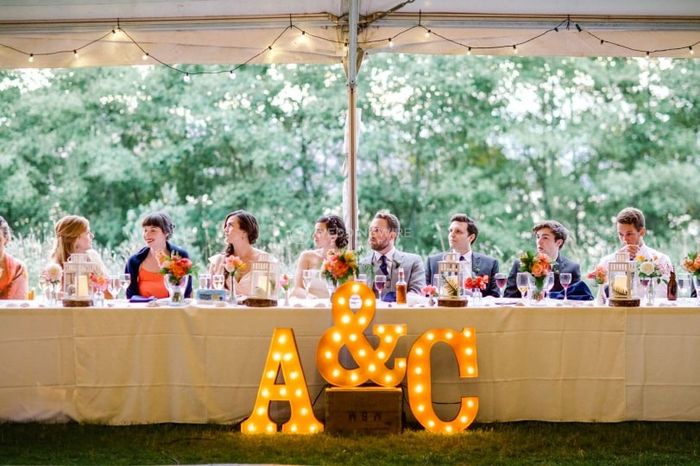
[{"left": 617, "top": 243, "right": 640, "bottom": 260}]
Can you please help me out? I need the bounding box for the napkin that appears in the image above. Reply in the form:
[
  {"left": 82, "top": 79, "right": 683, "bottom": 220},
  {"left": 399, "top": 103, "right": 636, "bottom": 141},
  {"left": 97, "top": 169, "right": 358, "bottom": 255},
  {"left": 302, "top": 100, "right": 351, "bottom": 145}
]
[{"left": 549, "top": 281, "right": 594, "bottom": 301}]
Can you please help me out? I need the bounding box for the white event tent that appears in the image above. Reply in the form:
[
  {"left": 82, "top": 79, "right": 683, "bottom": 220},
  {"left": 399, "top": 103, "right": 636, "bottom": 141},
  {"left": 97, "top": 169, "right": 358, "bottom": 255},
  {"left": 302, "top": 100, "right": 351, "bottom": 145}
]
[{"left": 2, "top": 0, "right": 699, "bottom": 244}]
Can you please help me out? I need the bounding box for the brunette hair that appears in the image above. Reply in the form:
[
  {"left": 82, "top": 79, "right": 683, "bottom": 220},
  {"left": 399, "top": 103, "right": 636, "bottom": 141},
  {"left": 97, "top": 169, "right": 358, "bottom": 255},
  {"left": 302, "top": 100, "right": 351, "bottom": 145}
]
[
  {"left": 449, "top": 213, "right": 479, "bottom": 243},
  {"left": 52, "top": 215, "right": 89, "bottom": 265},
  {"left": 224, "top": 210, "right": 259, "bottom": 256},
  {"left": 532, "top": 220, "right": 569, "bottom": 247},
  {"left": 141, "top": 212, "right": 174, "bottom": 239},
  {"left": 616, "top": 207, "right": 645, "bottom": 231},
  {"left": 316, "top": 214, "right": 349, "bottom": 249},
  {"left": 0, "top": 216, "right": 11, "bottom": 243},
  {"left": 373, "top": 210, "right": 401, "bottom": 236}
]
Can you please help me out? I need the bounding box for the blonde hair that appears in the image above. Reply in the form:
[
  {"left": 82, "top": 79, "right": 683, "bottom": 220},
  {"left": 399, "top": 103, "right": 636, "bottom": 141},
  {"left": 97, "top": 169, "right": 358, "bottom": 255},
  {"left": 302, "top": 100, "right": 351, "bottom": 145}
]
[{"left": 52, "top": 215, "right": 89, "bottom": 265}]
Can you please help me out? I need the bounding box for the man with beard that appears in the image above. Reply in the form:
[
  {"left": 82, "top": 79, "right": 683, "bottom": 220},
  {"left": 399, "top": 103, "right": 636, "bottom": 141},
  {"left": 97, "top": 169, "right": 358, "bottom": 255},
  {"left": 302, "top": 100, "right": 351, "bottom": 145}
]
[{"left": 360, "top": 210, "right": 425, "bottom": 300}]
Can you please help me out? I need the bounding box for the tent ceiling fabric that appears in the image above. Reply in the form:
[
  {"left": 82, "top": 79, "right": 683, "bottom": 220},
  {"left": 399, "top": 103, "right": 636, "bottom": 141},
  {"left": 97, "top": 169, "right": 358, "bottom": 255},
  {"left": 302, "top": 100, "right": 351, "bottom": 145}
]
[{"left": 0, "top": 0, "right": 699, "bottom": 68}]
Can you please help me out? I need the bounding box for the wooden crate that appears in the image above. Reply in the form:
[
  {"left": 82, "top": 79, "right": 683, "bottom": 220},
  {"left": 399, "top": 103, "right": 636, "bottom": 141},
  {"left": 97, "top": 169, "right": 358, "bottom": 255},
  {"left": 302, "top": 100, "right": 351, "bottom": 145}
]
[{"left": 324, "top": 387, "right": 403, "bottom": 435}]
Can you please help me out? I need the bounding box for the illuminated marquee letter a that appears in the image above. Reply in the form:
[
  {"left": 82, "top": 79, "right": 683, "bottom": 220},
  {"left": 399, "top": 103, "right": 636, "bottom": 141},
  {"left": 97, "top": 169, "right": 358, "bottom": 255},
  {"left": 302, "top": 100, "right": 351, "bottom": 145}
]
[{"left": 241, "top": 328, "right": 323, "bottom": 434}]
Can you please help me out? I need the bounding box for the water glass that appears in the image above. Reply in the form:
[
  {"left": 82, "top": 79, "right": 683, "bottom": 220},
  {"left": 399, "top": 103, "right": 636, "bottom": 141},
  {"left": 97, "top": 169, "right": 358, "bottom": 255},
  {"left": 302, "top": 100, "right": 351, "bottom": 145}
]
[
  {"left": 118, "top": 273, "right": 131, "bottom": 297},
  {"left": 544, "top": 272, "right": 555, "bottom": 301},
  {"left": 676, "top": 273, "right": 690, "bottom": 298},
  {"left": 356, "top": 273, "right": 368, "bottom": 285},
  {"left": 212, "top": 274, "right": 225, "bottom": 290},
  {"left": 560, "top": 272, "right": 572, "bottom": 302},
  {"left": 107, "top": 275, "right": 121, "bottom": 300},
  {"left": 516, "top": 272, "right": 530, "bottom": 300},
  {"left": 694, "top": 276, "right": 700, "bottom": 303},
  {"left": 198, "top": 273, "right": 211, "bottom": 290},
  {"left": 374, "top": 274, "right": 387, "bottom": 300},
  {"left": 302, "top": 269, "right": 318, "bottom": 299}
]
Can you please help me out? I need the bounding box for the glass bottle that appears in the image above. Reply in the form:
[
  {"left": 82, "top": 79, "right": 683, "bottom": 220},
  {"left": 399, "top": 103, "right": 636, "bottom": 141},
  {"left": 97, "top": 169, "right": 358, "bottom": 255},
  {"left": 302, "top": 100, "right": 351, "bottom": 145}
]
[
  {"left": 396, "top": 267, "right": 407, "bottom": 305},
  {"left": 666, "top": 269, "right": 677, "bottom": 301}
]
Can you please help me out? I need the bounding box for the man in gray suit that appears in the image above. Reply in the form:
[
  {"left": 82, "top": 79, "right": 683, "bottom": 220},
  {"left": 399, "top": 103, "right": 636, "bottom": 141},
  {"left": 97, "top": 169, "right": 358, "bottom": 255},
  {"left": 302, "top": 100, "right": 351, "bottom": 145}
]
[
  {"left": 360, "top": 210, "right": 425, "bottom": 299},
  {"left": 504, "top": 220, "right": 581, "bottom": 298},
  {"left": 425, "top": 214, "right": 500, "bottom": 298}
]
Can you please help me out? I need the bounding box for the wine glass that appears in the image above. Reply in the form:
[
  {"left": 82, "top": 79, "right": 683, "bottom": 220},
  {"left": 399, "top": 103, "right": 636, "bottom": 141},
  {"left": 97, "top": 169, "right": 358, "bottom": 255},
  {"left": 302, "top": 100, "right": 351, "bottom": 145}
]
[
  {"left": 693, "top": 276, "right": 700, "bottom": 303},
  {"left": 118, "top": 273, "right": 131, "bottom": 299},
  {"left": 516, "top": 272, "right": 530, "bottom": 300},
  {"left": 302, "top": 269, "right": 317, "bottom": 299},
  {"left": 543, "top": 272, "right": 555, "bottom": 303},
  {"left": 374, "top": 274, "right": 387, "bottom": 301},
  {"left": 212, "top": 274, "right": 225, "bottom": 290},
  {"left": 676, "top": 273, "right": 690, "bottom": 299},
  {"left": 494, "top": 272, "right": 507, "bottom": 299},
  {"left": 107, "top": 275, "right": 121, "bottom": 300},
  {"left": 560, "top": 272, "right": 572, "bottom": 302}
]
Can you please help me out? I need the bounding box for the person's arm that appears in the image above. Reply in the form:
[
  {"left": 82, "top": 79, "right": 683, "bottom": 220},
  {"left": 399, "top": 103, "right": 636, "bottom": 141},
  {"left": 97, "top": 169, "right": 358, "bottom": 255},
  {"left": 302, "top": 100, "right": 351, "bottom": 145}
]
[
  {"left": 504, "top": 260, "right": 521, "bottom": 298},
  {"left": 424, "top": 257, "right": 433, "bottom": 285},
  {"left": 484, "top": 259, "right": 500, "bottom": 298},
  {"left": 408, "top": 256, "right": 427, "bottom": 293},
  {"left": 124, "top": 257, "right": 139, "bottom": 299},
  {"left": 292, "top": 251, "right": 310, "bottom": 298},
  {"left": 6, "top": 261, "right": 28, "bottom": 300}
]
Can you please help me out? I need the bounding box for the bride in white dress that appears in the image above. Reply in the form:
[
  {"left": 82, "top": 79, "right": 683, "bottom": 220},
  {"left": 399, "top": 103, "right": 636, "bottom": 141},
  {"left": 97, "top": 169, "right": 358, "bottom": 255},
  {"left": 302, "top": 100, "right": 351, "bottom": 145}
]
[{"left": 292, "top": 215, "right": 349, "bottom": 299}]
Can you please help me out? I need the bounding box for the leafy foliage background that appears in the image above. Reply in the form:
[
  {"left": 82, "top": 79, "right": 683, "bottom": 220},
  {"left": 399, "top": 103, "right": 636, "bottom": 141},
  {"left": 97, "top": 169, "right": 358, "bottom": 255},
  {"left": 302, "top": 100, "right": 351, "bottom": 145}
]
[{"left": 1, "top": 55, "right": 698, "bottom": 286}]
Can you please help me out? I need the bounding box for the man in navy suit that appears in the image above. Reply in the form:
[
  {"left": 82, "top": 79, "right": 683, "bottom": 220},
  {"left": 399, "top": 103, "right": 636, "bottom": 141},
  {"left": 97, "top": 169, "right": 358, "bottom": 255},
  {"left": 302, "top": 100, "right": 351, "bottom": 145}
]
[
  {"left": 425, "top": 214, "right": 500, "bottom": 298},
  {"left": 360, "top": 210, "right": 425, "bottom": 297},
  {"left": 504, "top": 220, "right": 581, "bottom": 298}
]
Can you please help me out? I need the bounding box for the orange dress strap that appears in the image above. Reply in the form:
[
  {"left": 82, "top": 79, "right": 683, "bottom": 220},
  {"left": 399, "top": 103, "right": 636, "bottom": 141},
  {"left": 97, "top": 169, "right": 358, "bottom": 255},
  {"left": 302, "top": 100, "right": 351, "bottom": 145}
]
[{"left": 138, "top": 267, "right": 169, "bottom": 299}]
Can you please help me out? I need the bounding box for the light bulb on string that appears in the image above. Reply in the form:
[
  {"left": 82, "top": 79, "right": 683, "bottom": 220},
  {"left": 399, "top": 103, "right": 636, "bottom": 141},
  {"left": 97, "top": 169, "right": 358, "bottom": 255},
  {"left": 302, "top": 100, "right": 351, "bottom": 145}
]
[
  {"left": 141, "top": 53, "right": 149, "bottom": 61},
  {"left": 424, "top": 29, "right": 431, "bottom": 38},
  {"left": 183, "top": 73, "right": 191, "bottom": 83},
  {"left": 388, "top": 37, "right": 394, "bottom": 48},
  {"left": 467, "top": 46, "right": 472, "bottom": 56},
  {"left": 690, "top": 46, "right": 694, "bottom": 55},
  {"left": 229, "top": 70, "right": 236, "bottom": 80},
  {"left": 512, "top": 45, "right": 518, "bottom": 55},
  {"left": 28, "top": 53, "right": 34, "bottom": 63},
  {"left": 73, "top": 50, "right": 79, "bottom": 58}
]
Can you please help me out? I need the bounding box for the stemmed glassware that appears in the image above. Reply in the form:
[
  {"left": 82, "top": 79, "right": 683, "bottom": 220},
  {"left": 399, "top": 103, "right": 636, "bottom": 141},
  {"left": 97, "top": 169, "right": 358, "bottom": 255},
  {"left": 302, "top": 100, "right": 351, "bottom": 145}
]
[
  {"left": 374, "top": 274, "right": 387, "bottom": 301},
  {"left": 560, "top": 272, "right": 572, "bottom": 302},
  {"left": 544, "top": 272, "right": 555, "bottom": 302},
  {"left": 495, "top": 272, "right": 507, "bottom": 299},
  {"left": 516, "top": 272, "right": 530, "bottom": 301},
  {"left": 118, "top": 273, "right": 131, "bottom": 299},
  {"left": 676, "top": 273, "right": 690, "bottom": 299},
  {"left": 693, "top": 276, "right": 700, "bottom": 303},
  {"left": 107, "top": 275, "right": 121, "bottom": 301},
  {"left": 302, "top": 269, "right": 317, "bottom": 299},
  {"left": 198, "top": 273, "right": 211, "bottom": 290},
  {"left": 212, "top": 274, "right": 225, "bottom": 290}
]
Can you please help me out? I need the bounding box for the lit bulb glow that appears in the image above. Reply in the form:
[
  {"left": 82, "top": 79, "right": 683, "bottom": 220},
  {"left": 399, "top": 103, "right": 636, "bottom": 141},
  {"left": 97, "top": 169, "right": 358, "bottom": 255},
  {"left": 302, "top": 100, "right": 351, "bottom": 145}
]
[
  {"left": 407, "top": 327, "right": 479, "bottom": 433},
  {"left": 241, "top": 328, "right": 323, "bottom": 435},
  {"left": 316, "top": 281, "right": 406, "bottom": 387}
]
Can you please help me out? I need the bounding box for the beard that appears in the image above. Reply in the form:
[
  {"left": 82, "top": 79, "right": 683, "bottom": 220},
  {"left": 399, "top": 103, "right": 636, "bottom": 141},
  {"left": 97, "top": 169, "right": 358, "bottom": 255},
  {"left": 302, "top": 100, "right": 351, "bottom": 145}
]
[{"left": 369, "top": 237, "right": 391, "bottom": 252}]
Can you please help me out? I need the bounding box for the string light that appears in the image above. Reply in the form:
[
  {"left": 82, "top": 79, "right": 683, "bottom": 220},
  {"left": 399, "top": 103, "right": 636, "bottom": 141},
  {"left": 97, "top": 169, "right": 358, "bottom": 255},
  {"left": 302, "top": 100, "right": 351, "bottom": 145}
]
[{"left": 3, "top": 14, "right": 696, "bottom": 79}]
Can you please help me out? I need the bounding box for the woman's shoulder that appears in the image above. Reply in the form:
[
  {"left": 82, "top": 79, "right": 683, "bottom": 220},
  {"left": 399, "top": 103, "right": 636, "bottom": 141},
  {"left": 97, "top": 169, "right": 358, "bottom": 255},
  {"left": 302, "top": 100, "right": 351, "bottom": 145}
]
[
  {"left": 298, "top": 249, "right": 324, "bottom": 264},
  {"left": 208, "top": 253, "right": 224, "bottom": 265}
]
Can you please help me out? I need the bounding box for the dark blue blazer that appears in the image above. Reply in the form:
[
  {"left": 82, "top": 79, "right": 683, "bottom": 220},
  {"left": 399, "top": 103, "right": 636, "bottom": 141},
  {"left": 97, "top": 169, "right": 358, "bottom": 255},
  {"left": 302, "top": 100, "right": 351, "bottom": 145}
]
[
  {"left": 125, "top": 242, "right": 193, "bottom": 298},
  {"left": 425, "top": 251, "right": 500, "bottom": 298},
  {"left": 504, "top": 254, "right": 581, "bottom": 298}
]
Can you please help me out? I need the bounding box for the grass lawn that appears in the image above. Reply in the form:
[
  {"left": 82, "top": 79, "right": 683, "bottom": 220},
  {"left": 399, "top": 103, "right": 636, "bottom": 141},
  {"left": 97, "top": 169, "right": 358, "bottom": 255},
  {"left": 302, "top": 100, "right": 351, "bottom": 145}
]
[{"left": 1, "top": 421, "right": 699, "bottom": 465}]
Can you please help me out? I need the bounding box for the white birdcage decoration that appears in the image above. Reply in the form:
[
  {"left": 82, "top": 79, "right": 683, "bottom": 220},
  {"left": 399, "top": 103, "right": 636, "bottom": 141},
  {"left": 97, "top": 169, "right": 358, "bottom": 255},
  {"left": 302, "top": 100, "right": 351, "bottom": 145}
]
[
  {"left": 248, "top": 254, "right": 279, "bottom": 305},
  {"left": 608, "top": 252, "right": 636, "bottom": 300},
  {"left": 437, "top": 252, "right": 464, "bottom": 304},
  {"left": 62, "top": 253, "right": 100, "bottom": 306}
]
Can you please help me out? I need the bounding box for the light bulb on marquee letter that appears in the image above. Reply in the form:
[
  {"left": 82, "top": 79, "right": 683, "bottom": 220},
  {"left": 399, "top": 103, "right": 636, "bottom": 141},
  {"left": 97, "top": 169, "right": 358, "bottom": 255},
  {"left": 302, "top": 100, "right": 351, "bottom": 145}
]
[
  {"left": 316, "top": 281, "right": 406, "bottom": 387},
  {"left": 241, "top": 328, "right": 323, "bottom": 434},
  {"left": 407, "top": 328, "right": 479, "bottom": 433}
]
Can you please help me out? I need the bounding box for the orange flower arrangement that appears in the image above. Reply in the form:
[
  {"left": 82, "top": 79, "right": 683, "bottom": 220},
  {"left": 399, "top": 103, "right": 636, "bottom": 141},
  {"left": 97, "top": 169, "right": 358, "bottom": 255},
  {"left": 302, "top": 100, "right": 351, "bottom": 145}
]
[
  {"left": 587, "top": 265, "right": 608, "bottom": 285},
  {"left": 224, "top": 255, "right": 246, "bottom": 280},
  {"left": 519, "top": 250, "right": 554, "bottom": 294},
  {"left": 89, "top": 272, "right": 109, "bottom": 291},
  {"left": 464, "top": 275, "right": 489, "bottom": 291},
  {"left": 159, "top": 251, "right": 195, "bottom": 285},
  {"left": 321, "top": 250, "right": 359, "bottom": 286},
  {"left": 682, "top": 252, "right": 700, "bottom": 277}
]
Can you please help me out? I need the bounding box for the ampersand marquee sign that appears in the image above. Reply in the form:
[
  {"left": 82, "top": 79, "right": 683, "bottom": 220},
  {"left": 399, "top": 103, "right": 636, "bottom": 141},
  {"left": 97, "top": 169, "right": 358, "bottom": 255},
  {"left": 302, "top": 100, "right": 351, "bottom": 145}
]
[{"left": 242, "top": 281, "right": 479, "bottom": 434}]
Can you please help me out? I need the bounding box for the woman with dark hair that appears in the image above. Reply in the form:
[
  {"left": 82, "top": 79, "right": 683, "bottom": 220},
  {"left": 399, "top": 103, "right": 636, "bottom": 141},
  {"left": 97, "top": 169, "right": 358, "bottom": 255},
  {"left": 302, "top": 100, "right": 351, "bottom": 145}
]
[
  {"left": 124, "top": 212, "right": 192, "bottom": 299},
  {"left": 292, "top": 214, "right": 348, "bottom": 298},
  {"left": 208, "top": 210, "right": 275, "bottom": 296},
  {"left": 0, "top": 216, "right": 28, "bottom": 300}
]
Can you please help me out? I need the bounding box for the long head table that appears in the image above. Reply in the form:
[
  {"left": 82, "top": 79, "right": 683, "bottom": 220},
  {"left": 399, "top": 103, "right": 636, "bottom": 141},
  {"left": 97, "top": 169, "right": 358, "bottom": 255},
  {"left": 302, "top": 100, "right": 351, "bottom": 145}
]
[{"left": 1, "top": 299, "right": 700, "bottom": 424}]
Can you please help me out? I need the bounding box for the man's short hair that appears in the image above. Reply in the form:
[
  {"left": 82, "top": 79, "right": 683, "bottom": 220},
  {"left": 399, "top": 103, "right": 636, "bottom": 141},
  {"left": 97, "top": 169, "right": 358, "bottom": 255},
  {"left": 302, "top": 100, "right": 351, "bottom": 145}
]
[
  {"left": 532, "top": 220, "right": 569, "bottom": 247},
  {"left": 373, "top": 210, "right": 400, "bottom": 236},
  {"left": 616, "top": 207, "right": 645, "bottom": 231},
  {"left": 449, "top": 213, "right": 479, "bottom": 243}
]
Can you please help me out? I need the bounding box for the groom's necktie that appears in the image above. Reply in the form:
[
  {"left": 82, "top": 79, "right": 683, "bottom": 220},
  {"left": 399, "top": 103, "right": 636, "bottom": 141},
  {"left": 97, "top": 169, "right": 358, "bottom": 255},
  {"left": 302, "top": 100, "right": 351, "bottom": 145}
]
[
  {"left": 379, "top": 255, "right": 389, "bottom": 277},
  {"left": 459, "top": 255, "right": 465, "bottom": 262}
]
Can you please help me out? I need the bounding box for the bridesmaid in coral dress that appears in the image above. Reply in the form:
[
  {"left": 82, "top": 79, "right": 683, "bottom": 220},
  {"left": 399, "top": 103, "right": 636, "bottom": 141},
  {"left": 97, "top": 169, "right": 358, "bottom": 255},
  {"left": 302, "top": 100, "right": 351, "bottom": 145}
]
[{"left": 0, "top": 216, "right": 28, "bottom": 300}]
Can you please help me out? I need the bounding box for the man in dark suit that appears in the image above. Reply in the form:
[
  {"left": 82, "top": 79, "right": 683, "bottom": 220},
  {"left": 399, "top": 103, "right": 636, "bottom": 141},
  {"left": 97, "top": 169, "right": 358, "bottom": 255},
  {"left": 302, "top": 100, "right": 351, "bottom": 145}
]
[
  {"left": 504, "top": 220, "right": 581, "bottom": 298},
  {"left": 425, "top": 214, "right": 500, "bottom": 298},
  {"left": 360, "top": 210, "right": 425, "bottom": 297}
]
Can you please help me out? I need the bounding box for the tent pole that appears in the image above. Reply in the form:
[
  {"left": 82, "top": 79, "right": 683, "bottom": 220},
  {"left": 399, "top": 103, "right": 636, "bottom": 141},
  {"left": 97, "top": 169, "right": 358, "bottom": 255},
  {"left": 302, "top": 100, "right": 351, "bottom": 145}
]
[{"left": 347, "top": 0, "right": 359, "bottom": 250}]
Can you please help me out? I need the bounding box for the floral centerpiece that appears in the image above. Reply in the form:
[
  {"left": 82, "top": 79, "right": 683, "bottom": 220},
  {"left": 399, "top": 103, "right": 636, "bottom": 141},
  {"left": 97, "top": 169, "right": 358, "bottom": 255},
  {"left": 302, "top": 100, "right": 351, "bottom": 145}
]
[
  {"left": 420, "top": 284, "right": 437, "bottom": 306},
  {"left": 89, "top": 272, "right": 108, "bottom": 306},
  {"left": 279, "top": 273, "right": 291, "bottom": 305},
  {"left": 682, "top": 252, "right": 700, "bottom": 278},
  {"left": 321, "top": 250, "right": 359, "bottom": 287},
  {"left": 41, "top": 263, "right": 63, "bottom": 304},
  {"left": 159, "top": 252, "right": 195, "bottom": 303},
  {"left": 635, "top": 255, "right": 670, "bottom": 305},
  {"left": 519, "top": 251, "right": 554, "bottom": 301},
  {"left": 223, "top": 255, "right": 246, "bottom": 303},
  {"left": 587, "top": 265, "right": 608, "bottom": 285},
  {"left": 464, "top": 275, "right": 489, "bottom": 292}
]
